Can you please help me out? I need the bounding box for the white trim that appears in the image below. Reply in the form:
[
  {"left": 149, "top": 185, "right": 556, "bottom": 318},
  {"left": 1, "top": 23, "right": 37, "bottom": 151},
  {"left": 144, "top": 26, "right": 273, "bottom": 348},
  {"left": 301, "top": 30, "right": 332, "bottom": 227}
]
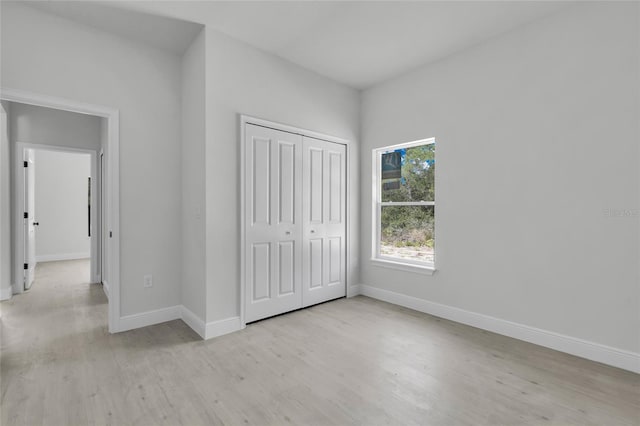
[
  {"left": 346, "top": 284, "right": 361, "bottom": 298},
  {"left": 380, "top": 201, "right": 435, "bottom": 207},
  {"left": 359, "top": 284, "right": 640, "bottom": 373},
  {"left": 181, "top": 305, "right": 206, "bottom": 339},
  {"left": 180, "top": 306, "right": 241, "bottom": 340},
  {"left": 102, "top": 280, "right": 110, "bottom": 300},
  {"left": 118, "top": 305, "right": 181, "bottom": 333},
  {"left": 380, "top": 138, "right": 436, "bottom": 151},
  {"left": 1, "top": 87, "right": 121, "bottom": 334},
  {"left": 0, "top": 286, "right": 12, "bottom": 301},
  {"left": 239, "top": 116, "right": 247, "bottom": 328},
  {"left": 370, "top": 258, "right": 436, "bottom": 275},
  {"left": 240, "top": 116, "right": 351, "bottom": 146},
  {"left": 36, "top": 253, "right": 90, "bottom": 263},
  {"left": 239, "top": 114, "right": 354, "bottom": 328},
  {"left": 0, "top": 88, "right": 118, "bottom": 118},
  {"left": 97, "top": 148, "right": 106, "bottom": 288},
  {"left": 14, "top": 143, "right": 96, "bottom": 155},
  {"left": 205, "top": 316, "right": 242, "bottom": 339},
  {"left": 372, "top": 138, "right": 436, "bottom": 271},
  {"left": 114, "top": 304, "right": 241, "bottom": 340}
]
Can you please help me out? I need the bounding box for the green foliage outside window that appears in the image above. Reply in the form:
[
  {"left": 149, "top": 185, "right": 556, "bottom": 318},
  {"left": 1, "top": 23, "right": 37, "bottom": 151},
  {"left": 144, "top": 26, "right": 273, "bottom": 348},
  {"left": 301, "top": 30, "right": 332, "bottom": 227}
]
[
  {"left": 380, "top": 143, "right": 435, "bottom": 263},
  {"left": 382, "top": 144, "right": 435, "bottom": 203}
]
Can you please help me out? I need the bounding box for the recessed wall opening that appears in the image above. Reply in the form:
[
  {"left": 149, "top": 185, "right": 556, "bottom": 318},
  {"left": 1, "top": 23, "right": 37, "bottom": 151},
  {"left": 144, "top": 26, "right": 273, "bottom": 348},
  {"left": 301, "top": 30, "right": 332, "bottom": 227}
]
[
  {"left": 25, "top": 148, "right": 94, "bottom": 289},
  {"left": 0, "top": 92, "right": 121, "bottom": 333}
]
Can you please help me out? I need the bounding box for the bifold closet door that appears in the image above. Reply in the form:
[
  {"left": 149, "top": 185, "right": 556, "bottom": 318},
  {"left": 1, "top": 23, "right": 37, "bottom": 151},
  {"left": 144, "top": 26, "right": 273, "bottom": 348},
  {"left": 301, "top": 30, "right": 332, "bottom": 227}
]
[
  {"left": 302, "top": 137, "right": 346, "bottom": 307},
  {"left": 245, "top": 124, "right": 303, "bottom": 323}
]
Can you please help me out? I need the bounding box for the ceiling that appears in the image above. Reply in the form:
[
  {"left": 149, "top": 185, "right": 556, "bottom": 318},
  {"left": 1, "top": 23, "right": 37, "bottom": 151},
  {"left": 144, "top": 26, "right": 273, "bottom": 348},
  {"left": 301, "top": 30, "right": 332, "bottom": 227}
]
[
  {"left": 24, "top": 1, "right": 204, "bottom": 54},
  {"left": 21, "top": 1, "right": 573, "bottom": 90}
]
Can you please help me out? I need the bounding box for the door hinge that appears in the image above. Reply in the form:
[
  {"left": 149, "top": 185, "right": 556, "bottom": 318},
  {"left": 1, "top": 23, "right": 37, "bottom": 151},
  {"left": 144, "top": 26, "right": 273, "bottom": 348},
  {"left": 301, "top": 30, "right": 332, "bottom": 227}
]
[
  {"left": 23, "top": 161, "right": 28, "bottom": 167},
  {"left": 23, "top": 263, "right": 28, "bottom": 270},
  {"left": 24, "top": 212, "right": 28, "bottom": 219}
]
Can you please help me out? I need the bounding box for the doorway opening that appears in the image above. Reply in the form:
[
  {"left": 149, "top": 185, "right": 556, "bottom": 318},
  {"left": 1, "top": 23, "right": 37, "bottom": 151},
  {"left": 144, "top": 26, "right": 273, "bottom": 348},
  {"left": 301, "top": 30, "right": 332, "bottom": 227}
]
[
  {"left": 18, "top": 146, "right": 95, "bottom": 291},
  {"left": 1, "top": 89, "right": 121, "bottom": 333}
]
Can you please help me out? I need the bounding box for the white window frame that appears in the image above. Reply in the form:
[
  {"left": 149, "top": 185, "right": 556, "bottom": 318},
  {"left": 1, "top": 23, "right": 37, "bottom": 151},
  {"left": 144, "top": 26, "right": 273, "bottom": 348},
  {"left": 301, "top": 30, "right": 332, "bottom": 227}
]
[{"left": 371, "top": 138, "right": 436, "bottom": 275}]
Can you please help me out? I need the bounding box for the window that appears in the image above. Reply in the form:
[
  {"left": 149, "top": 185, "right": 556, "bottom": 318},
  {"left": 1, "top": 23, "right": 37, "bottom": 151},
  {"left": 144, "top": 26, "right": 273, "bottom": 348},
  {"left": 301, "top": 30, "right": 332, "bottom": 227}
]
[{"left": 372, "top": 138, "right": 435, "bottom": 271}]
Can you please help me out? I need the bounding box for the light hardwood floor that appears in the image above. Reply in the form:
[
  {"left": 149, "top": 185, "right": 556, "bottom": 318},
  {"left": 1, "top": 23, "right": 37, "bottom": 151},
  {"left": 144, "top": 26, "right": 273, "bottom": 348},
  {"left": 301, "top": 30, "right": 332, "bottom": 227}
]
[{"left": 1, "top": 260, "right": 639, "bottom": 425}]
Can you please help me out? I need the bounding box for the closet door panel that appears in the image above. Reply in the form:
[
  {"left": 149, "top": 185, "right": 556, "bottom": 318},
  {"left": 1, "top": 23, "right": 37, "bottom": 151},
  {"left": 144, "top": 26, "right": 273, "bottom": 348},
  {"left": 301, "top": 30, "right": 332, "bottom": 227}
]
[
  {"left": 278, "top": 143, "right": 296, "bottom": 225},
  {"left": 302, "top": 137, "right": 346, "bottom": 307},
  {"left": 245, "top": 124, "right": 302, "bottom": 323}
]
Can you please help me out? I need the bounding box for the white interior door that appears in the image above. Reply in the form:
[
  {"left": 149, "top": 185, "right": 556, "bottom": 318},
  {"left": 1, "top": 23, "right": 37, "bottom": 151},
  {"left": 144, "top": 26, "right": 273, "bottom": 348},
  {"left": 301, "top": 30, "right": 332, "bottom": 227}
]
[
  {"left": 245, "top": 124, "right": 303, "bottom": 323},
  {"left": 23, "top": 149, "right": 36, "bottom": 290},
  {"left": 302, "top": 137, "right": 346, "bottom": 307}
]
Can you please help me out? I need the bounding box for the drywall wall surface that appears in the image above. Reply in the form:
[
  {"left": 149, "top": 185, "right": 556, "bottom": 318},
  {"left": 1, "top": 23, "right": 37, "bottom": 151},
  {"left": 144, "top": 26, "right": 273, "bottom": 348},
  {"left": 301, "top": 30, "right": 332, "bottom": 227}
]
[
  {"left": 205, "top": 29, "right": 360, "bottom": 322},
  {"left": 1, "top": 2, "right": 183, "bottom": 316},
  {"left": 0, "top": 101, "right": 11, "bottom": 299},
  {"left": 9, "top": 102, "right": 101, "bottom": 151},
  {"left": 34, "top": 150, "right": 91, "bottom": 261},
  {"left": 181, "top": 28, "right": 206, "bottom": 321},
  {"left": 360, "top": 2, "right": 640, "bottom": 352}
]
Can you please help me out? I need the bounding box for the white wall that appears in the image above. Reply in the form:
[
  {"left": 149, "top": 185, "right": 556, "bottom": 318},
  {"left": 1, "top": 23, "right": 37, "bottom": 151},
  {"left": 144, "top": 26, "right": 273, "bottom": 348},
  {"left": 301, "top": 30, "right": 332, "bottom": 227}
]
[
  {"left": 0, "top": 101, "right": 11, "bottom": 300},
  {"left": 361, "top": 2, "right": 639, "bottom": 353},
  {"left": 34, "top": 150, "right": 91, "bottom": 262},
  {"left": 0, "top": 2, "right": 358, "bottom": 329},
  {"left": 1, "top": 2, "right": 183, "bottom": 316},
  {"left": 204, "top": 30, "right": 360, "bottom": 322},
  {"left": 10, "top": 102, "right": 101, "bottom": 151},
  {"left": 181, "top": 28, "right": 206, "bottom": 321}
]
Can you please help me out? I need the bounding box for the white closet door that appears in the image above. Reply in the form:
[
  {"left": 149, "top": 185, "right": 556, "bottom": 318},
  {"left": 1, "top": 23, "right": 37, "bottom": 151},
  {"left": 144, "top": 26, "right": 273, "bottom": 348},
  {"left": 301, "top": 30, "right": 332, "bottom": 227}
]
[
  {"left": 302, "top": 137, "right": 346, "bottom": 307},
  {"left": 245, "top": 124, "right": 303, "bottom": 323}
]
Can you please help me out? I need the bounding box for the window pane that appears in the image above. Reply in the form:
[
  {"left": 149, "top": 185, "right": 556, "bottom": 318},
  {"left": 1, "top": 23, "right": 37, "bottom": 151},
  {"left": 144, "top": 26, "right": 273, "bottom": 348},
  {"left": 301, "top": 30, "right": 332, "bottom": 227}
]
[
  {"left": 381, "top": 144, "right": 435, "bottom": 202},
  {"left": 380, "top": 205, "right": 434, "bottom": 264}
]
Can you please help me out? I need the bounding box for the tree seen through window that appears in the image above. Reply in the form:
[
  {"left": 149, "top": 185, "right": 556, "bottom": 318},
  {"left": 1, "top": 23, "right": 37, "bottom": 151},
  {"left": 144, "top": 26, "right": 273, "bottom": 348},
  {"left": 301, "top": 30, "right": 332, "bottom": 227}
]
[{"left": 378, "top": 143, "right": 435, "bottom": 265}]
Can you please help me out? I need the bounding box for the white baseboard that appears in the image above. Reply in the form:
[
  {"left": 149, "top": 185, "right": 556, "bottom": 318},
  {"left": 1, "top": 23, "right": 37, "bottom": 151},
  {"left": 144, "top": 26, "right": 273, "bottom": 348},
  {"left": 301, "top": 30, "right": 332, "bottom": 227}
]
[
  {"left": 358, "top": 284, "right": 640, "bottom": 374},
  {"left": 205, "top": 316, "right": 242, "bottom": 339},
  {"left": 102, "top": 280, "right": 110, "bottom": 300},
  {"left": 36, "top": 253, "right": 90, "bottom": 262},
  {"left": 180, "top": 307, "right": 241, "bottom": 340},
  {"left": 118, "top": 305, "right": 181, "bottom": 333},
  {"left": 347, "top": 284, "right": 361, "bottom": 298},
  {"left": 0, "top": 286, "right": 12, "bottom": 301},
  {"left": 181, "top": 305, "right": 206, "bottom": 339},
  {"left": 117, "top": 303, "right": 241, "bottom": 341}
]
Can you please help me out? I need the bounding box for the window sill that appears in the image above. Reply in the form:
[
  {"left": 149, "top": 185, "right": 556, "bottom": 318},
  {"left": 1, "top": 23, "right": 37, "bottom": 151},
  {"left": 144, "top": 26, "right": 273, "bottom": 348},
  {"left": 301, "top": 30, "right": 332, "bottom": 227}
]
[{"left": 370, "top": 258, "right": 436, "bottom": 276}]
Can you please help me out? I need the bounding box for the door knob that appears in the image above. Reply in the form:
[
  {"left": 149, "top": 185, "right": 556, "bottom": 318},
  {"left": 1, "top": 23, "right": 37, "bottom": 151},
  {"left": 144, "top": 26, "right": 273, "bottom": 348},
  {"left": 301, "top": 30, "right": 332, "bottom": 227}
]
[
  {"left": 310, "top": 229, "right": 315, "bottom": 233},
  {"left": 33, "top": 222, "right": 39, "bottom": 226},
  {"left": 285, "top": 231, "right": 291, "bottom": 235}
]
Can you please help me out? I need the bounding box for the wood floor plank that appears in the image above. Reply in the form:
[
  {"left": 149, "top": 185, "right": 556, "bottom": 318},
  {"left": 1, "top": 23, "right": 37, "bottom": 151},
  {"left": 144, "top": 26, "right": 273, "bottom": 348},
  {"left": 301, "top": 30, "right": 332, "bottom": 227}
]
[{"left": 1, "top": 260, "right": 639, "bottom": 425}]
